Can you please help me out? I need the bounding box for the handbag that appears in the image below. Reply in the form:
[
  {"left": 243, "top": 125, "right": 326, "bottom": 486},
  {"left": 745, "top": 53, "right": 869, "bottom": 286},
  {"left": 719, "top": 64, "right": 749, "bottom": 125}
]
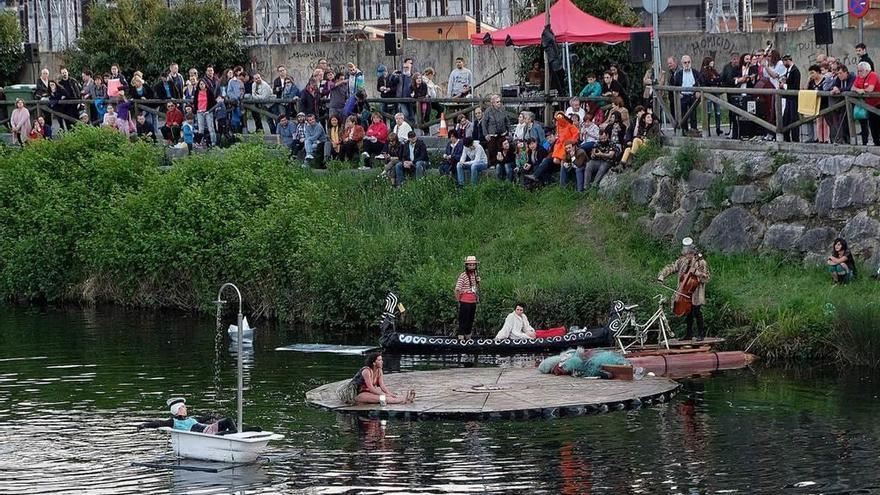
[{"left": 854, "top": 105, "right": 868, "bottom": 120}]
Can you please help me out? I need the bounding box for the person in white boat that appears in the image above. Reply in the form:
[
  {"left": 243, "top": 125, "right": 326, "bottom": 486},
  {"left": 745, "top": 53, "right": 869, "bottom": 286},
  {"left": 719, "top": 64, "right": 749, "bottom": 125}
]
[
  {"left": 137, "top": 397, "right": 260, "bottom": 434},
  {"left": 494, "top": 303, "right": 536, "bottom": 340}
]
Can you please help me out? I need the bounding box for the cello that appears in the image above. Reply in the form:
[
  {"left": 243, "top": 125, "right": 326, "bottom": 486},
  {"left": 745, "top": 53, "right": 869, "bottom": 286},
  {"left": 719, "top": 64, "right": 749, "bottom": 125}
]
[{"left": 672, "top": 254, "right": 702, "bottom": 317}]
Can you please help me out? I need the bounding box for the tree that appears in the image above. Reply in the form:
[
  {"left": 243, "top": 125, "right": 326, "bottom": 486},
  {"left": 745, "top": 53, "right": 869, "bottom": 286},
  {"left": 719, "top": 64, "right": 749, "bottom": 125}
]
[
  {"left": 516, "top": 0, "right": 647, "bottom": 100},
  {"left": 0, "top": 12, "right": 24, "bottom": 86},
  {"left": 64, "top": 0, "right": 245, "bottom": 82}
]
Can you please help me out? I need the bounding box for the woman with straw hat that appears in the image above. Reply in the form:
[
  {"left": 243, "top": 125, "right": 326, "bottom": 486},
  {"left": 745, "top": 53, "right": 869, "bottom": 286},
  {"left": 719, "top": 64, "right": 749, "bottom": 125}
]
[{"left": 454, "top": 255, "right": 481, "bottom": 340}]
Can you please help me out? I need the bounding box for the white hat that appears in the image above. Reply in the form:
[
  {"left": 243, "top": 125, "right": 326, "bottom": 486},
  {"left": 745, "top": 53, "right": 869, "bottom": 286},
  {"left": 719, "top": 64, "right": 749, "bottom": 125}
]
[
  {"left": 464, "top": 255, "right": 479, "bottom": 265},
  {"left": 167, "top": 397, "right": 186, "bottom": 415},
  {"left": 682, "top": 237, "right": 694, "bottom": 247}
]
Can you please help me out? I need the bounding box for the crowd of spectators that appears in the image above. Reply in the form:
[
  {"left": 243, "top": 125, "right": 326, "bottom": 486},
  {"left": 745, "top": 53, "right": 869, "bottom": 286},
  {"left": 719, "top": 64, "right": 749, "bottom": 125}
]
[{"left": 6, "top": 41, "right": 878, "bottom": 190}]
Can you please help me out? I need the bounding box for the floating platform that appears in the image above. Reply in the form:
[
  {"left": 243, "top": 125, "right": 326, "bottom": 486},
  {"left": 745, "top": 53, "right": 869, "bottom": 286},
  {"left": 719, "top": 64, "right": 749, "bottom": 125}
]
[{"left": 306, "top": 368, "right": 679, "bottom": 420}]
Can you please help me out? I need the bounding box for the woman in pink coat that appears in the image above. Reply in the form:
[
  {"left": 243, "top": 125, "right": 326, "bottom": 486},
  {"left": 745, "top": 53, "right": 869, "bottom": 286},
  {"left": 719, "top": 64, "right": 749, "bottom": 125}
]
[{"left": 10, "top": 99, "right": 32, "bottom": 145}]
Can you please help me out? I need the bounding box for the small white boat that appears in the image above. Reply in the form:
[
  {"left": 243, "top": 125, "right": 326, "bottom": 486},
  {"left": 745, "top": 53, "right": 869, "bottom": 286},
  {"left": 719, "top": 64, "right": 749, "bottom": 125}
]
[
  {"left": 228, "top": 316, "right": 255, "bottom": 342},
  {"left": 160, "top": 427, "right": 284, "bottom": 463}
]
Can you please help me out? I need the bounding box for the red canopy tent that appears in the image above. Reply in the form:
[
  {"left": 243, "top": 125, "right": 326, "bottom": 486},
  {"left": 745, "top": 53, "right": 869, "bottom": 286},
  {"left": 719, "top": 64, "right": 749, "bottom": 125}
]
[{"left": 469, "top": 0, "right": 653, "bottom": 46}]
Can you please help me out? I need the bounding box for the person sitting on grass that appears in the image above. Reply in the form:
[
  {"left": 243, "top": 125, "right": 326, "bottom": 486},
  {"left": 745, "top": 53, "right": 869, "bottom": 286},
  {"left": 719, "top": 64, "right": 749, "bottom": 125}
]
[
  {"left": 303, "top": 113, "right": 326, "bottom": 163},
  {"left": 457, "top": 136, "right": 488, "bottom": 186},
  {"left": 395, "top": 130, "right": 429, "bottom": 186},
  {"left": 137, "top": 397, "right": 261, "bottom": 435},
  {"left": 494, "top": 303, "right": 536, "bottom": 340},
  {"left": 584, "top": 129, "right": 618, "bottom": 188},
  {"left": 827, "top": 237, "right": 856, "bottom": 284},
  {"left": 336, "top": 352, "right": 415, "bottom": 405},
  {"left": 439, "top": 130, "right": 464, "bottom": 176}
]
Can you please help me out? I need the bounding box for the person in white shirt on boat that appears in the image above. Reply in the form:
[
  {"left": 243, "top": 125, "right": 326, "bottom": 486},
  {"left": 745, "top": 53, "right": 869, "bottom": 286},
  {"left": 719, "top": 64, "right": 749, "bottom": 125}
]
[
  {"left": 494, "top": 303, "right": 537, "bottom": 340},
  {"left": 137, "top": 397, "right": 259, "bottom": 434}
]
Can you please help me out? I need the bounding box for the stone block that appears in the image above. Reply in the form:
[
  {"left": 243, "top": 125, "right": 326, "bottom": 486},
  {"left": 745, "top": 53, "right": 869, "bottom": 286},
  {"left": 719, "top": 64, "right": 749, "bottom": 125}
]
[
  {"left": 769, "top": 163, "right": 820, "bottom": 194},
  {"left": 681, "top": 191, "right": 711, "bottom": 211},
  {"left": 761, "top": 224, "right": 805, "bottom": 251},
  {"left": 649, "top": 177, "right": 676, "bottom": 213},
  {"left": 673, "top": 209, "right": 698, "bottom": 240},
  {"left": 798, "top": 227, "right": 838, "bottom": 253},
  {"left": 853, "top": 152, "right": 880, "bottom": 169},
  {"left": 815, "top": 177, "right": 834, "bottom": 218},
  {"left": 802, "top": 252, "right": 828, "bottom": 268},
  {"left": 830, "top": 174, "right": 878, "bottom": 209},
  {"left": 817, "top": 155, "right": 855, "bottom": 175},
  {"left": 651, "top": 156, "right": 673, "bottom": 177},
  {"left": 650, "top": 212, "right": 679, "bottom": 239},
  {"left": 631, "top": 176, "right": 657, "bottom": 205},
  {"left": 759, "top": 194, "right": 813, "bottom": 222},
  {"left": 730, "top": 185, "right": 759, "bottom": 204},
  {"left": 699, "top": 206, "right": 765, "bottom": 253},
  {"left": 686, "top": 170, "right": 718, "bottom": 191},
  {"left": 731, "top": 152, "right": 773, "bottom": 179},
  {"left": 841, "top": 212, "right": 880, "bottom": 246}
]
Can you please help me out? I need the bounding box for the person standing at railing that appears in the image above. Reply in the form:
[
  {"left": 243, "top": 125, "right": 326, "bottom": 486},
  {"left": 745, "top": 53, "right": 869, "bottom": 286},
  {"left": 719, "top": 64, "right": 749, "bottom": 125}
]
[
  {"left": 225, "top": 69, "right": 245, "bottom": 134},
  {"left": 671, "top": 55, "right": 702, "bottom": 137},
  {"left": 130, "top": 75, "right": 159, "bottom": 138},
  {"left": 422, "top": 67, "right": 443, "bottom": 122},
  {"left": 57, "top": 68, "right": 81, "bottom": 131},
  {"left": 853, "top": 61, "right": 880, "bottom": 146},
  {"left": 392, "top": 58, "right": 415, "bottom": 122},
  {"left": 830, "top": 65, "right": 855, "bottom": 144},
  {"left": 376, "top": 65, "right": 397, "bottom": 125},
  {"left": 856, "top": 43, "right": 874, "bottom": 72},
  {"left": 447, "top": 57, "right": 473, "bottom": 99},
  {"left": 660, "top": 57, "right": 678, "bottom": 125},
  {"left": 699, "top": 57, "right": 723, "bottom": 137},
  {"left": 780, "top": 55, "right": 801, "bottom": 143},
  {"left": 10, "top": 99, "right": 32, "bottom": 146},
  {"left": 250, "top": 73, "right": 275, "bottom": 134},
  {"left": 168, "top": 63, "right": 184, "bottom": 97}
]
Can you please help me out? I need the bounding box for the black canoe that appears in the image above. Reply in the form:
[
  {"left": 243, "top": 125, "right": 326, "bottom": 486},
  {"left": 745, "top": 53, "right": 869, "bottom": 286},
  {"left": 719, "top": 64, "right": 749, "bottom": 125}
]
[{"left": 378, "top": 326, "right": 611, "bottom": 353}]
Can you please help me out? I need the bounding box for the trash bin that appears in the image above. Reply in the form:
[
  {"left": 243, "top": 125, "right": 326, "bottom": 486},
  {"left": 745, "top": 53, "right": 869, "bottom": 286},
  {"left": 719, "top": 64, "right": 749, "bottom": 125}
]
[{"left": 2, "top": 84, "right": 37, "bottom": 127}]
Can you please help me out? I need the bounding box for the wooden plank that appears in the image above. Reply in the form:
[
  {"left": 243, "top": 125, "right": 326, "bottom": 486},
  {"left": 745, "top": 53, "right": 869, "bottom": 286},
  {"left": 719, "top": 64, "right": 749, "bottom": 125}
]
[{"left": 704, "top": 93, "right": 776, "bottom": 134}]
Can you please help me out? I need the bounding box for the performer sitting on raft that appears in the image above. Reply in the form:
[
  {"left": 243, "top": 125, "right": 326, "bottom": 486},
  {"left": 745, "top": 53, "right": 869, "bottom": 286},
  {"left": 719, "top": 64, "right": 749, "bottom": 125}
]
[
  {"left": 657, "top": 237, "right": 711, "bottom": 342},
  {"left": 137, "top": 397, "right": 259, "bottom": 434},
  {"left": 337, "top": 351, "right": 415, "bottom": 405},
  {"left": 494, "top": 303, "right": 536, "bottom": 340}
]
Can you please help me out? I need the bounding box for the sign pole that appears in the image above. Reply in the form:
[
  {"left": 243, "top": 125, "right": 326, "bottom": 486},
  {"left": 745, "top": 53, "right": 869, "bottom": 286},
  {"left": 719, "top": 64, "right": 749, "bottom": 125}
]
[{"left": 652, "top": 0, "right": 664, "bottom": 126}]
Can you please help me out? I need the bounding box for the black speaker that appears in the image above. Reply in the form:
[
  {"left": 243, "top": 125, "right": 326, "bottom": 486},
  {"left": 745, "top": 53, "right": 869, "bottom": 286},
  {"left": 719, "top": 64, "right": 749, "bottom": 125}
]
[
  {"left": 814, "top": 12, "right": 833, "bottom": 45},
  {"left": 384, "top": 32, "right": 402, "bottom": 56},
  {"left": 768, "top": 0, "right": 779, "bottom": 16},
  {"left": 24, "top": 43, "right": 39, "bottom": 64},
  {"left": 630, "top": 32, "right": 651, "bottom": 62}
]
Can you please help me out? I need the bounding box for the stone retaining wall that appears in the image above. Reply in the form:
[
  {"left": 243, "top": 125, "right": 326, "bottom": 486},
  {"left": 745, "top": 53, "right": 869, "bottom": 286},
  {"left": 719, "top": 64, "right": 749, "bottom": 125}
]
[{"left": 605, "top": 144, "right": 880, "bottom": 271}]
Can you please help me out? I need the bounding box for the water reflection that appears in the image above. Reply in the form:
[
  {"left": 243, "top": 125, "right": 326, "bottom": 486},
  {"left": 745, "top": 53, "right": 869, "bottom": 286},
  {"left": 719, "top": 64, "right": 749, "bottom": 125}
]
[{"left": 0, "top": 307, "right": 879, "bottom": 494}]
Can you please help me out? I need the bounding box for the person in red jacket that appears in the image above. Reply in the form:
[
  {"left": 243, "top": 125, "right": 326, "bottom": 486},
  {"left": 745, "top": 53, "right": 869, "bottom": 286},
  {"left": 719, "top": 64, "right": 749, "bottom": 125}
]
[
  {"left": 161, "top": 102, "right": 184, "bottom": 144},
  {"left": 361, "top": 112, "right": 389, "bottom": 169}
]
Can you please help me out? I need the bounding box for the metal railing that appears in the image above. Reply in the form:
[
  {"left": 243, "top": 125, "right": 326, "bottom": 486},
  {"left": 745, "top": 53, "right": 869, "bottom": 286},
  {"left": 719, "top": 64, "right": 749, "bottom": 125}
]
[{"left": 653, "top": 84, "right": 880, "bottom": 144}]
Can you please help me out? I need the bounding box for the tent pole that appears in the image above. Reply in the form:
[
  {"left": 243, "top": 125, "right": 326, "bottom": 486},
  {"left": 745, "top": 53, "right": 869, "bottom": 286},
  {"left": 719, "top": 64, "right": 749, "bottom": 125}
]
[
  {"left": 544, "top": 0, "right": 552, "bottom": 125},
  {"left": 565, "top": 43, "right": 573, "bottom": 97}
]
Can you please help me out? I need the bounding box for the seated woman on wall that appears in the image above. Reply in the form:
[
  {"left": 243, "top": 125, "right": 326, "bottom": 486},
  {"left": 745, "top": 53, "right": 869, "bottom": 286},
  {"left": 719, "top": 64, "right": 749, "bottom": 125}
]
[
  {"left": 827, "top": 237, "right": 856, "bottom": 284},
  {"left": 494, "top": 303, "right": 537, "bottom": 340},
  {"left": 337, "top": 352, "right": 415, "bottom": 405},
  {"left": 620, "top": 112, "right": 661, "bottom": 167}
]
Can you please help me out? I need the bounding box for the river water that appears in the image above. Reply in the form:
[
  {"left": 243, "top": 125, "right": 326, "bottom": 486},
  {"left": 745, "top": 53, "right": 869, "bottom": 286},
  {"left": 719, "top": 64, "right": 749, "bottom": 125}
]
[{"left": 1, "top": 306, "right": 879, "bottom": 495}]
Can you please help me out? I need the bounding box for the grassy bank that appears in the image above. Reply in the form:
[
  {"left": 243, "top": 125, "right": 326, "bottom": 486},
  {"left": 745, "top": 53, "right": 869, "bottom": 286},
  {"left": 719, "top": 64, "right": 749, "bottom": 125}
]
[{"left": 2, "top": 128, "right": 879, "bottom": 364}]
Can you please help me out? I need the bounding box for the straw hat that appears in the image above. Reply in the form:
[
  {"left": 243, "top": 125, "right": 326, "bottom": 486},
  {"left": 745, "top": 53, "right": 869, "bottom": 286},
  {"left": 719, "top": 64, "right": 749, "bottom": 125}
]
[{"left": 464, "top": 255, "right": 479, "bottom": 265}]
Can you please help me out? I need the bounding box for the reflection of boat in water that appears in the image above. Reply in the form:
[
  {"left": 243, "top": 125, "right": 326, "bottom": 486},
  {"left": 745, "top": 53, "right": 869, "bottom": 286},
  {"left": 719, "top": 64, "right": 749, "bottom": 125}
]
[
  {"left": 228, "top": 317, "right": 255, "bottom": 343},
  {"left": 170, "top": 460, "right": 270, "bottom": 493}
]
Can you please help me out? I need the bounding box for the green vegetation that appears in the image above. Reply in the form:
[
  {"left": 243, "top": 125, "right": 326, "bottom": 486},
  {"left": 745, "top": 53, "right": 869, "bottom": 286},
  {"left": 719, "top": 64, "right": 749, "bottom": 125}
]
[
  {"left": 670, "top": 141, "right": 708, "bottom": 180},
  {"left": 0, "top": 12, "right": 24, "bottom": 86},
  {"left": 64, "top": 0, "right": 245, "bottom": 79},
  {"left": 2, "top": 128, "right": 880, "bottom": 365},
  {"left": 629, "top": 138, "right": 665, "bottom": 169}
]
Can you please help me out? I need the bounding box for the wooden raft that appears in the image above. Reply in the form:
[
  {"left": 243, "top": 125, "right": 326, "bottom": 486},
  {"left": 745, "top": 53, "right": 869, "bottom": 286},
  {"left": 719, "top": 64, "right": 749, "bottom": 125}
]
[{"left": 306, "top": 368, "right": 679, "bottom": 420}]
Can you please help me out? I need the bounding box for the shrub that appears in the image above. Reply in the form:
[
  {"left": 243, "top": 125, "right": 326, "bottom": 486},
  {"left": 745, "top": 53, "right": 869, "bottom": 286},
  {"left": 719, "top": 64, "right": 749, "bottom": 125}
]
[
  {"left": 670, "top": 141, "right": 706, "bottom": 180},
  {"left": 0, "top": 12, "right": 23, "bottom": 85},
  {"left": 629, "top": 138, "right": 665, "bottom": 169},
  {"left": 829, "top": 303, "right": 880, "bottom": 368}
]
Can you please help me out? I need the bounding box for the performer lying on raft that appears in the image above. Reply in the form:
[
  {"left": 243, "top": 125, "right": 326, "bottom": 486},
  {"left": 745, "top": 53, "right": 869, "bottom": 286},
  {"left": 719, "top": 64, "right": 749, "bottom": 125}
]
[
  {"left": 137, "top": 397, "right": 262, "bottom": 434},
  {"left": 494, "top": 303, "right": 537, "bottom": 340},
  {"left": 337, "top": 351, "right": 416, "bottom": 405}
]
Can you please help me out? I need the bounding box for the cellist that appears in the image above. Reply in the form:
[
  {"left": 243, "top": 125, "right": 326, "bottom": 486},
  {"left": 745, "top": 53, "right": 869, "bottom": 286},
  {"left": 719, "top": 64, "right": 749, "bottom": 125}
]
[{"left": 656, "top": 237, "right": 711, "bottom": 342}]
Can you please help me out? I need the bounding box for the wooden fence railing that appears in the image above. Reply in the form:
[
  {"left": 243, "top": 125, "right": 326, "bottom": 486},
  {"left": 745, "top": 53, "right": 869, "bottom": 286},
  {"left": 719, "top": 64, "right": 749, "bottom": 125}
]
[{"left": 653, "top": 84, "right": 880, "bottom": 144}]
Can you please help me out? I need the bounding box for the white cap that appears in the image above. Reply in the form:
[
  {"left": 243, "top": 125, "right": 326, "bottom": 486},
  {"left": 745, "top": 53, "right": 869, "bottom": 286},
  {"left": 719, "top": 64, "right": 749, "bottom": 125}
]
[
  {"left": 167, "top": 397, "right": 186, "bottom": 415},
  {"left": 682, "top": 237, "right": 694, "bottom": 247}
]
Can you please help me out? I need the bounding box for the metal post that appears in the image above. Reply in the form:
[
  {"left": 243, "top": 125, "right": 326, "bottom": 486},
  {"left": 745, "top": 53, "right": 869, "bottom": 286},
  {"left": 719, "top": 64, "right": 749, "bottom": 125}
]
[
  {"left": 236, "top": 310, "right": 243, "bottom": 430},
  {"left": 859, "top": 18, "right": 864, "bottom": 44},
  {"left": 651, "top": 0, "right": 664, "bottom": 127},
  {"left": 543, "top": 0, "right": 551, "bottom": 125},
  {"left": 565, "top": 43, "right": 573, "bottom": 97}
]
